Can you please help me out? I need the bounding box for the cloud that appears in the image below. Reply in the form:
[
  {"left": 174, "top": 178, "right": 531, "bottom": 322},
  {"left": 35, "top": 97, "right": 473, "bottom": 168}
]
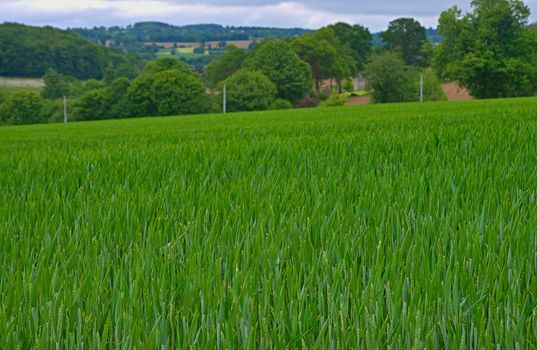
[{"left": 0, "top": 0, "right": 536, "bottom": 30}]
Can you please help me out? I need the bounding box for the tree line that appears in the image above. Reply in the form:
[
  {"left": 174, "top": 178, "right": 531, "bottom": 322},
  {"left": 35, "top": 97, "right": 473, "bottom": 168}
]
[
  {"left": 0, "top": 23, "right": 143, "bottom": 80},
  {"left": 70, "top": 22, "right": 312, "bottom": 45},
  {"left": 1, "top": 0, "right": 537, "bottom": 126}
]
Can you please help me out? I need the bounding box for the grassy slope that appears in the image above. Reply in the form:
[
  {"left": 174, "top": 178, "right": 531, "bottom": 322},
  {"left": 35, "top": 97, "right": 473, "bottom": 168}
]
[{"left": 1, "top": 99, "right": 537, "bottom": 348}]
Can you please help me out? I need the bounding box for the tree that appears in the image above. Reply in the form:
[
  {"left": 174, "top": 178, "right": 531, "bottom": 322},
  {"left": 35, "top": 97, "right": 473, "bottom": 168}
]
[
  {"left": 243, "top": 40, "right": 312, "bottom": 104},
  {"left": 0, "top": 23, "right": 141, "bottom": 79},
  {"left": 41, "top": 68, "right": 70, "bottom": 99},
  {"left": 72, "top": 89, "right": 107, "bottom": 121},
  {"left": 0, "top": 92, "right": 47, "bottom": 125},
  {"left": 363, "top": 51, "right": 415, "bottom": 103},
  {"left": 73, "top": 77, "right": 132, "bottom": 121},
  {"left": 106, "top": 77, "right": 132, "bottom": 118},
  {"left": 292, "top": 28, "right": 354, "bottom": 93},
  {"left": 205, "top": 45, "right": 247, "bottom": 87},
  {"left": 127, "top": 69, "right": 207, "bottom": 117},
  {"left": 193, "top": 45, "right": 206, "bottom": 54},
  {"left": 433, "top": 0, "right": 537, "bottom": 98},
  {"left": 140, "top": 57, "right": 193, "bottom": 76},
  {"left": 381, "top": 18, "right": 428, "bottom": 67},
  {"left": 326, "top": 22, "right": 372, "bottom": 73},
  {"left": 220, "top": 70, "right": 277, "bottom": 112}
]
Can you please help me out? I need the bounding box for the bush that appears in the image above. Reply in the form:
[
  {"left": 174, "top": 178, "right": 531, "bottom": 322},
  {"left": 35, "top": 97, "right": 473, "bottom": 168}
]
[
  {"left": 221, "top": 70, "right": 277, "bottom": 112},
  {"left": 0, "top": 92, "right": 47, "bottom": 125},
  {"left": 42, "top": 99, "right": 63, "bottom": 123},
  {"left": 0, "top": 92, "right": 5, "bottom": 105},
  {"left": 203, "top": 94, "right": 223, "bottom": 114},
  {"left": 320, "top": 92, "right": 347, "bottom": 107},
  {"left": 295, "top": 95, "right": 320, "bottom": 108},
  {"left": 271, "top": 99, "right": 293, "bottom": 110}
]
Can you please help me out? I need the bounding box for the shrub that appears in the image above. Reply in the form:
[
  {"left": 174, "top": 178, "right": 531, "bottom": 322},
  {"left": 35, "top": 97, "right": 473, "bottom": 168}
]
[
  {"left": 320, "top": 92, "right": 347, "bottom": 107},
  {"left": 0, "top": 92, "right": 46, "bottom": 125},
  {"left": 295, "top": 95, "right": 320, "bottom": 108},
  {"left": 271, "top": 99, "right": 293, "bottom": 110}
]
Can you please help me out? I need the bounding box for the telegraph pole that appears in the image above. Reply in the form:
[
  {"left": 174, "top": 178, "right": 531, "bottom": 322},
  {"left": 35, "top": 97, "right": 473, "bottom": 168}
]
[
  {"left": 223, "top": 84, "right": 227, "bottom": 114},
  {"left": 63, "top": 95, "right": 68, "bottom": 123},
  {"left": 419, "top": 73, "right": 424, "bottom": 103}
]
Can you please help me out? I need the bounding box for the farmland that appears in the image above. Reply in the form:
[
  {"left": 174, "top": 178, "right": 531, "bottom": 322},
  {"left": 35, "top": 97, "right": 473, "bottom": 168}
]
[
  {"left": 1, "top": 98, "right": 537, "bottom": 348},
  {"left": 0, "top": 77, "right": 44, "bottom": 96}
]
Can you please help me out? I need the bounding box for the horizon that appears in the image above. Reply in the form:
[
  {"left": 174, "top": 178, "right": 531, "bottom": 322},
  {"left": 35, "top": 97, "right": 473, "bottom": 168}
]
[{"left": 1, "top": 0, "right": 536, "bottom": 32}]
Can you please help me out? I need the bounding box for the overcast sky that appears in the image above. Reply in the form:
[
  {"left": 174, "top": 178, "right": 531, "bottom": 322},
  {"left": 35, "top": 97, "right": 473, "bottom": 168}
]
[{"left": 0, "top": 0, "right": 536, "bottom": 31}]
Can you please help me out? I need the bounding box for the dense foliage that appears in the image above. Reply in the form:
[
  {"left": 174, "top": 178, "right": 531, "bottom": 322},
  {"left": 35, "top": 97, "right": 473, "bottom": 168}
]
[
  {"left": 0, "top": 23, "right": 142, "bottom": 79},
  {"left": 0, "top": 92, "right": 47, "bottom": 125},
  {"left": 72, "top": 78, "right": 131, "bottom": 121},
  {"left": 2, "top": 99, "right": 537, "bottom": 347},
  {"left": 244, "top": 40, "right": 312, "bottom": 104},
  {"left": 41, "top": 69, "right": 70, "bottom": 99},
  {"left": 220, "top": 70, "right": 277, "bottom": 112},
  {"left": 292, "top": 28, "right": 355, "bottom": 93},
  {"left": 205, "top": 46, "right": 247, "bottom": 87},
  {"left": 381, "top": 18, "right": 428, "bottom": 67},
  {"left": 327, "top": 22, "right": 372, "bottom": 73},
  {"left": 364, "top": 51, "right": 416, "bottom": 103},
  {"left": 70, "top": 22, "right": 312, "bottom": 44},
  {"left": 433, "top": 0, "right": 537, "bottom": 98}
]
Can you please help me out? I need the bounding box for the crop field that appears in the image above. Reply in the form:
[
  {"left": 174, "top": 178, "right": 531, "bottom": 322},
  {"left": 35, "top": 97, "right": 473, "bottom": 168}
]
[
  {"left": 1, "top": 99, "right": 537, "bottom": 348},
  {"left": 0, "top": 77, "right": 44, "bottom": 96}
]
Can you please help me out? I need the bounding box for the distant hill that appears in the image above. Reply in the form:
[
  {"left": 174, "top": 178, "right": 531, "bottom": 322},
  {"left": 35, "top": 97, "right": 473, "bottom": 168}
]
[
  {"left": 0, "top": 23, "right": 143, "bottom": 79},
  {"left": 70, "top": 22, "right": 312, "bottom": 46}
]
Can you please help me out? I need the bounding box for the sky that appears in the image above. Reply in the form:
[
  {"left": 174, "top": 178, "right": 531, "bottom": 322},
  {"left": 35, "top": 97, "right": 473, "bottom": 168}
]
[{"left": 0, "top": 0, "right": 536, "bottom": 31}]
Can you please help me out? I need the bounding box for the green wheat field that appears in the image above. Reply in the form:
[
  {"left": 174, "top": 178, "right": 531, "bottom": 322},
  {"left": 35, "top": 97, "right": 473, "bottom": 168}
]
[{"left": 1, "top": 99, "right": 537, "bottom": 348}]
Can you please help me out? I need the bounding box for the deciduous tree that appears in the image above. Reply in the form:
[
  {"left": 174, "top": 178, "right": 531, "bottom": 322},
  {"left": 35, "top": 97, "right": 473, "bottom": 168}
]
[
  {"left": 433, "top": 0, "right": 537, "bottom": 98},
  {"left": 0, "top": 92, "right": 47, "bottom": 125},
  {"left": 205, "top": 45, "right": 247, "bottom": 87},
  {"left": 381, "top": 18, "right": 428, "bottom": 67},
  {"left": 220, "top": 70, "right": 277, "bottom": 112},
  {"left": 244, "top": 40, "right": 312, "bottom": 104},
  {"left": 364, "top": 51, "right": 415, "bottom": 103}
]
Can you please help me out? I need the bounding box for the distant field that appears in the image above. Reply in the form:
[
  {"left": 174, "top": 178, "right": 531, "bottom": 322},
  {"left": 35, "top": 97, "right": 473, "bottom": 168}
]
[
  {"left": 0, "top": 77, "right": 44, "bottom": 96},
  {"left": 145, "top": 40, "right": 254, "bottom": 50},
  {"left": 156, "top": 47, "right": 210, "bottom": 59},
  {"left": 1, "top": 99, "right": 537, "bottom": 348}
]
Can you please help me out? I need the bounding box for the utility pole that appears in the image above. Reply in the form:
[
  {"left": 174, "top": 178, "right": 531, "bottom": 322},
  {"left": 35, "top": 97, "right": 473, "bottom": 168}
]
[
  {"left": 63, "top": 95, "right": 68, "bottom": 123},
  {"left": 223, "top": 84, "right": 227, "bottom": 114},
  {"left": 419, "top": 73, "right": 424, "bottom": 103}
]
